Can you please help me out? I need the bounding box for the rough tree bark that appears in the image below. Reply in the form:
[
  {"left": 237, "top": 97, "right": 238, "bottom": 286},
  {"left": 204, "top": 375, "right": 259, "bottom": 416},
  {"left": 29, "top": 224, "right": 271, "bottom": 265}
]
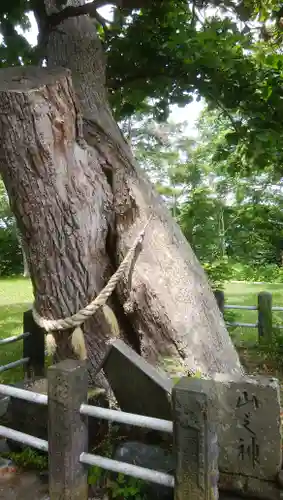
[
  {"left": 0, "top": 0, "right": 244, "bottom": 380},
  {"left": 0, "top": 67, "right": 119, "bottom": 371}
]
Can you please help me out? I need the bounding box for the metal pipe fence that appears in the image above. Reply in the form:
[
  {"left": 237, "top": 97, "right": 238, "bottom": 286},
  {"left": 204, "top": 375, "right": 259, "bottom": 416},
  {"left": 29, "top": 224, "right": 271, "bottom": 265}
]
[
  {"left": 1, "top": 296, "right": 282, "bottom": 499},
  {"left": 80, "top": 452, "right": 175, "bottom": 487},
  {"left": 224, "top": 304, "right": 258, "bottom": 310},
  {"left": 214, "top": 290, "right": 283, "bottom": 342},
  {"left": 0, "top": 309, "right": 46, "bottom": 378},
  {"left": 0, "top": 357, "right": 30, "bottom": 374},
  {"left": 80, "top": 403, "right": 173, "bottom": 433},
  {"left": 0, "top": 383, "right": 48, "bottom": 405},
  {"left": 0, "top": 330, "right": 31, "bottom": 374},
  {"left": 0, "top": 377, "right": 173, "bottom": 485},
  {"left": 0, "top": 424, "right": 48, "bottom": 452},
  {"left": 1, "top": 297, "right": 282, "bottom": 497},
  {"left": 0, "top": 359, "right": 216, "bottom": 500},
  {"left": 226, "top": 321, "right": 257, "bottom": 328},
  {"left": 0, "top": 331, "right": 31, "bottom": 346}
]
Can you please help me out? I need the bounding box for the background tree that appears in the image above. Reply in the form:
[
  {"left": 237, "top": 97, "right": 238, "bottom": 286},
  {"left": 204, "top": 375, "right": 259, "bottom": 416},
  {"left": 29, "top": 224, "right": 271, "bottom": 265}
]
[
  {"left": 179, "top": 108, "right": 283, "bottom": 270},
  {"left": 123, "top": 115, "right": 195, "bottom": 216},
  {"left": 130, "top": 108, "right": 283, "bottom": 280},
  {"left": 0, "top": 180, "right": 23, "bottom": 276}
]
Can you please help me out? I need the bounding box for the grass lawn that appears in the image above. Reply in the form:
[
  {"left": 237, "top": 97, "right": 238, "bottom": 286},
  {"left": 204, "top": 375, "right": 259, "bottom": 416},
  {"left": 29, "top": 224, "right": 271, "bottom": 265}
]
[
  {"left": 0, "top": 277, "right": 33, "bottom": 383},
  {"left": 224, "top": 282, "right": 283, "bottom": 346}
]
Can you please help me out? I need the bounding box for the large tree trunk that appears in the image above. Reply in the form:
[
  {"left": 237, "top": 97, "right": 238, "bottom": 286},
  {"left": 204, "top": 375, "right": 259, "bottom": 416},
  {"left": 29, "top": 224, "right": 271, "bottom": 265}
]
[
  {"left": 0, "top": 67, "right": 120, "bottom": 377},
  {"left": 0, "top": 1, "right": 243, "bottom": 380}
]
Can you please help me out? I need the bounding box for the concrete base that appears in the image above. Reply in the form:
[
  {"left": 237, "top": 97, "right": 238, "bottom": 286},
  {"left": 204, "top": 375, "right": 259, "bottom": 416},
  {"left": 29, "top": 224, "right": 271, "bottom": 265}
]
[
  {"left": 0, "top": 471, "right": 49, "bottom": 500},
  {"left": 220, "top": 473, "right": 283, "bottom": 500}
]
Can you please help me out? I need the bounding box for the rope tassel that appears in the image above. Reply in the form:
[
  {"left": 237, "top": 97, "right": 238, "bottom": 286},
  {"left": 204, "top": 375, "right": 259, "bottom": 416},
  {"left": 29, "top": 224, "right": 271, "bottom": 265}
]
[
  {"left": 71, "top": 327, "right": 87, "bottom": 361},
  {"left": 45, "top": 333, "right": 57, "bottom": 356}
]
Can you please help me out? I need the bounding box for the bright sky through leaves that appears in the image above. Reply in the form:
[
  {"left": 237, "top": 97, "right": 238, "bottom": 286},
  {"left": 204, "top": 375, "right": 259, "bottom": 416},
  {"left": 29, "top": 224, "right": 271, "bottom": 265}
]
[{"left": 20, "top": 5, "right": 204, "bottom": 136}]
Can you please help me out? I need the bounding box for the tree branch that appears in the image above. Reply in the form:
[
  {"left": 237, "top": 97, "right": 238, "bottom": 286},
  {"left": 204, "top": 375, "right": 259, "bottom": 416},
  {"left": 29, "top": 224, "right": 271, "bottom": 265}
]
[
  {"left": 207, "top": 93, "right": 240, "bottom": 133},
  {"left": 118, "top": 0, "right": 154, "bottom": 7},
  {"left": 47, "top": 0, "right": 154, "bottom": 30},
  {"left": 47, "top": 1, "right": 111, "bottom": 29}
]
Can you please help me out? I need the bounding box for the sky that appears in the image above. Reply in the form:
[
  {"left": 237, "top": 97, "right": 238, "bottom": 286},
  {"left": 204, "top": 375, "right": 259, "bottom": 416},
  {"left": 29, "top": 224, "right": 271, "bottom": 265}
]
[{"left": 20, "top": 6, "right": 204, "bottom": 136}]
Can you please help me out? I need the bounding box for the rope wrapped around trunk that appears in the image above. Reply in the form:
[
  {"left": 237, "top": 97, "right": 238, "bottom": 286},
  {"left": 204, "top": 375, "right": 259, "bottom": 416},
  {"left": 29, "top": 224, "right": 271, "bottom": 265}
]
[{"left": 32, "top": 217, "right": 152, "bottom": 359}]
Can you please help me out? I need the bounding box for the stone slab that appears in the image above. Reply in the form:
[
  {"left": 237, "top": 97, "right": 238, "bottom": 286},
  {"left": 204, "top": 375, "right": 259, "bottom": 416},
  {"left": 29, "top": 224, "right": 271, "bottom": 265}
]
[
  {"left": 113, "top": 440, "right": 283, "bottom": 500},
  {"left": 101, "top": 339, "right": 173, "bottom": 420},
  {"left": 113, "top": 441, "right": 175, "bottom": 500},
  {"left": 210, "top": 374, "right": 282, "bottom": 482},
  {"left": 219, "top": 472, "right": 283, "bottom": 500},
  {"left": 102, "top": 343, "right": 281, "bottom": 490}
]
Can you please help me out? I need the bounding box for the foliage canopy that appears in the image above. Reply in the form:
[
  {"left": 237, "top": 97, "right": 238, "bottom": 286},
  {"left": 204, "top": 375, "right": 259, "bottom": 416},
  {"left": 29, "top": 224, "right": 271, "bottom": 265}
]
[
  {"left": 1, "top": 0, "right": 283, "bottom": 173},
  {"left": 129, "top": 109, "right": 283, "bottom": 275}
]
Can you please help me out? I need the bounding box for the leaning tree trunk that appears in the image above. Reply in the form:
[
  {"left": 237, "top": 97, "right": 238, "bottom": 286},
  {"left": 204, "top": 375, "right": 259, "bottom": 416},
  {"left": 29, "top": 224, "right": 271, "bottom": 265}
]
[{"left": 0, "top": 0, "right": 243, "bottom": 380}]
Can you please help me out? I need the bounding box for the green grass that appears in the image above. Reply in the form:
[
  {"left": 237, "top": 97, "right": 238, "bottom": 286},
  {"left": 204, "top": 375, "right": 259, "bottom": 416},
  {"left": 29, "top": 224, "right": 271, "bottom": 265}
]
[
  {"left": 224, "top": 282, "right": 283, "bottom": 345},
  {"left": 0, "top": 277, "right": 33, "bottom": 383}
]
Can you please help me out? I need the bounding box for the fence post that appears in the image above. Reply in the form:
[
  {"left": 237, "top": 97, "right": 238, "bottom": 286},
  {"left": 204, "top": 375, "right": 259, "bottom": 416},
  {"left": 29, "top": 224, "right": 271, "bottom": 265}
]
[
  {"left": 214, "top": 290, "right": 225, "bottom": 315},
  {"left": 23, "top": 309, "right": 45, "bottom": 378},
  {"left": 172, "top": 377, "right": 219, "bottom": 500},
  {"left": 48, "top": 359, "right": 89, "bottom": 500},
  {"left": 258, "top": 291, "right": 273, "bottom": 343}
]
